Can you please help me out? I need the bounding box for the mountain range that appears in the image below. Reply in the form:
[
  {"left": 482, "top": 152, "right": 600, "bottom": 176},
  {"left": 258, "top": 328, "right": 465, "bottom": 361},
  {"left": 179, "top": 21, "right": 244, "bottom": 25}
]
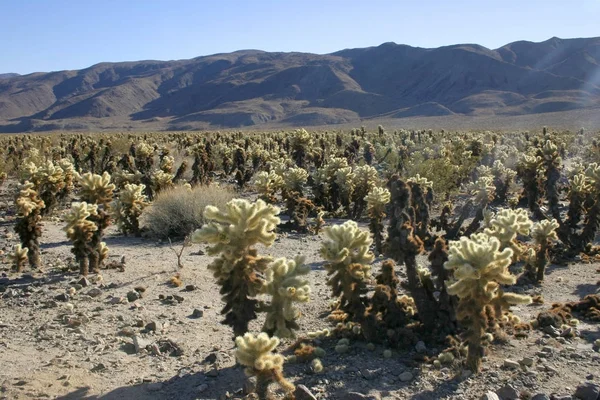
[{"left": 1, "top": 36, "right": 599, "bottom": 132}]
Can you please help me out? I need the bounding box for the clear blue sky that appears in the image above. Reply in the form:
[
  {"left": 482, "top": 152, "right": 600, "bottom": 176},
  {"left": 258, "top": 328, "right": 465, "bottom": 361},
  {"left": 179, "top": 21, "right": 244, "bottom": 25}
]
[{"left": 2, "top": 0, "right": 599, "bottom": 74}]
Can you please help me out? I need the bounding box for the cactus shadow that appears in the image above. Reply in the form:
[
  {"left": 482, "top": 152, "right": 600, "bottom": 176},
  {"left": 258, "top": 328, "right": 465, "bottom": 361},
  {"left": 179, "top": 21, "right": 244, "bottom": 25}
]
[
  {"left": 307, "top": 260, "right": 325, "bottom": 271},
  {"left": 56, "top": 365, "right": 245, "bottom": 400},
  {"left": 0, "top": 269, "right": 69, "bottom": 289},
  {"left": 543, "top": 262, "right": 568, "bottom": 277},
  {"left": 573, "top": 283, "right": 600, "bottom": 297},
  {"left": 578, "top": 328, "right": 600, "bottom": 346}
]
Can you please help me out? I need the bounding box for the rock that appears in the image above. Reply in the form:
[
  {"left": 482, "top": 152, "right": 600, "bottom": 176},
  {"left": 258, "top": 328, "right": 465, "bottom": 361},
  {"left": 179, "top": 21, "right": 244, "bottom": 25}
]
[
  {"left": 173, "top": 294, "right": 185, "bottom": 303},
  {"left": 497, "top": 384, "right": 520, "bottom": 399},
  {"left": 87, "top": 288, "right": 102, "bottom": 298},
  {"left": 77, "top": 277, "right": 91, "bottom": 287},
  {"left": 398, "top": 371, "right": 413, "bottom": 382},
  {"left": 191, "top": 309, "right": 204, "bottom": 318},
  {"left": 551, "top": 395, "right": 573, "bottom": 400},
  {"left": 109, "top": 296, "right": 126, "bottom": 305},
  {"left": 133, "top": 335, "right": 150, "bottom": 353},
  {"left": 146, "top": 382, "right": 163, "bottom": 392},
  {"left": 146, "top": 321, "right": 160, "bottom": 332},
  {"left": 185, "top": 284, "right": 196, "bottom": 291},
  {"left": 503, "top": 359, "right": 520, "bottom": 369},
  {"left": 574, "top": 383, "right": 600, "bottom": 400},
  {"left": 134, "top": 286, "right": 146, "bottom": 293},
  {"left": 531, "top": 394, "right": 550, "bottom": 400},
  {"left": 118, "top": 327, "right": 135, "bottom": 337},
  {"left": 480, "top": 392, "right": 500, "bottom": 400},
  {"left": 295, "top": 385, "right": 318, "bottom": 400},
  {"left": 55, "top": 293, "right": 70, "bottom": 302},
  {"left": 415, "top": 341, "right": 427, "bottom": 353},
  {"left": 127, "top": 291, "right": 141, "bottom": 302},
  {"left": 520, "top": 357, "right": 535, "bottom": 367}
]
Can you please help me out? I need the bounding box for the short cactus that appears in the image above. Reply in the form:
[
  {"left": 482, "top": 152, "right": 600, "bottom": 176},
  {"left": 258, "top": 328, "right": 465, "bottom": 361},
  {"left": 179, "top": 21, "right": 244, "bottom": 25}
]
[
  {"left": 365, "top": 186, "right": 391, "bottom": 255},
  {"left": 64, "top": 202, "right": 100, "bottom": 276},
  {"left": 445, "top": 233, "right": 531, "bottom": 372},
  {"left": 9, "top": 244, "right": 29, "bottom": 273},
  {"left": 530, "top": 219, "right": 560, "bottom": 282},
  {"left": 111, "top": 183, "right": 148, "bottom": 236},
  {"left": 262, "top": 256, "right": 311, "bottom": 338},
  {"left": 321, "top": 220, "right": 374, "bottom": 321},
  {"left": 235, "top": 332, "right": 294, "bottom": 399},
  {"left": 14, "top": 182, "right": 45, "bottom": 270}
]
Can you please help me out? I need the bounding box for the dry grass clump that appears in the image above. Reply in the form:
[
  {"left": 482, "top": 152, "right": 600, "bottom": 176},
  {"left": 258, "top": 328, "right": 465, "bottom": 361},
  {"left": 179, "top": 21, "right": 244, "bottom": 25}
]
[{"left": 143, "top": 184, "right": 235, "bottom": 239}]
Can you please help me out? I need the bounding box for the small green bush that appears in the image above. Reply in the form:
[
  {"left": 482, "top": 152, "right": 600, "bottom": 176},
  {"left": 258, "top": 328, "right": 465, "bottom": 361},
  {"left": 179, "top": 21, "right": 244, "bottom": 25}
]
[{"left": 143, "top": 184, "right": 235, "bottom": 238}]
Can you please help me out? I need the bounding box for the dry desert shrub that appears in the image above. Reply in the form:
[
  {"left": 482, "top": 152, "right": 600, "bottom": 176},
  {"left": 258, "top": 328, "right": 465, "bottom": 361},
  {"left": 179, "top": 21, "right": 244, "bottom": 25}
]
[{"left": 143, "top": 184, "right": 235, "bottom": 238}]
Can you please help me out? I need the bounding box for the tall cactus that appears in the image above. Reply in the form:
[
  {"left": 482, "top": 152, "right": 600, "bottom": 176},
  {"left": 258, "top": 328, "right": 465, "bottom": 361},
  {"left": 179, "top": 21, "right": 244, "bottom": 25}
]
[{"left": 191, "top": 199, "right": 280, "bottom": 337}]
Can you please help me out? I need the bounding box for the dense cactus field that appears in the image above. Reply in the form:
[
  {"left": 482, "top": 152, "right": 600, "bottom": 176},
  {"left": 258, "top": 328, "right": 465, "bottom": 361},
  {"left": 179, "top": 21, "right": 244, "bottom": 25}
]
[{"left": 0, "top": 127, "right": 599, "bottom": 400}]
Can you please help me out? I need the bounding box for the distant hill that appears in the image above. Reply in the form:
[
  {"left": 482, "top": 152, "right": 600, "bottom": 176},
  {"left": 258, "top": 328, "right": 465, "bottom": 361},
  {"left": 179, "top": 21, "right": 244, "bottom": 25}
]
[
  {"left": 0, "top": 73, "right": 20, "bottom": 80},
  {"left": 1, "top": 36, "right": 600, "bottom": 132}
]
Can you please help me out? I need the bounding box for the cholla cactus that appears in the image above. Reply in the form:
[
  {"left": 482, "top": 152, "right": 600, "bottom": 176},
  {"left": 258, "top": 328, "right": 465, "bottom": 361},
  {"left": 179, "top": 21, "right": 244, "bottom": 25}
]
[
  {"left": 351, "top": 165, "right": 379, "bottom": 219},
  {"left": 484, "top": 208, "right": 532, "bottom": 259},
  {"left": 78, "top": 171, "right": 115, "bottom": 205},
  {"left": 235, "top": 332, "right": 294, "bottom": 399},
  {"left": 22, "top": 160, "right": 71, "bottom": 215},
  {"left": 321, "top": 221, "right": 374, "bottom": 321},
  {"left": 64, "top": 202, "right": 99, "bottom": 276},
  {"left": 407, "top": 174, "right": 433, "bottom": 241},
  {"left": 290, "top": 128, "right": 313, "bottom": 168},
  {"left": 283, "top": 167, "right": 308, "bottom": 196},
  {"left": 77, "top": 171, "right": 114, "bottom": 272},
  {"left": 517, "top": 153, "right": 544, "bottom": 219},
  {"left": 134, "top": 142, "right": 155, "bottom": 173},
  {"left": 365, "top": 186, "right": 390, "bottom": 254},
  {"left": 159, "top": 155, "right": 175, "bottom": 173},
  {"left": 333, "top": 167, "right": 354, "bottom": 217},
  {"left": 8, "top": 245, "right": 29, "bottom": 273},
  {"left": 111, "top": 184, "right": 148, "bottom": 236},
  {"left": 262, "top": 256, "right": 311, "bottom": 338},
  {"left": 490, "top": 160, "right": 517, "bottom": 205},
  {"left": 530, "top": 219, "right": 559, "bottom": 281},
  {"left": 14, "top": 182, "right": 45, "bottom": 270},
  {"left": 254, "top": 171, "right": 284, "bottom": 203},
  {"left": 191, "top": 199, "right": 280, "bottom": 337},
  {"left": 445, "top": 233, "right": 531, "bottom": 372},
  {"left": 467, "top": 177, "right": 495, "bottom": 206}
]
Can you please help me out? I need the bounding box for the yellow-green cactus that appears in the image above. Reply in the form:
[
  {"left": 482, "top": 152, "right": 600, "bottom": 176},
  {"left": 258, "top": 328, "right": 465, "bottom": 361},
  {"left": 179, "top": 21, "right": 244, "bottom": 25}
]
[
  {"left": 14, "top": 181, "right": 45, "bottom": 270},
  {"left": 365, "top": 186, "right": 391, "bottom": 254},
  {"left": 64, "top": 202, "right": 99, "bottom": 276},
  {"left": 191, "top": 199, "right": 280, "bottom": 337},
  {"left": 159, "top": 155, "right": 175, "bottom": 173},
  {"left": 9, "top": 244, "right": 29, "bottom": 273},
  {"left": 321, "top": 220, "right": 374, "bottom": 320},
  {"left": 283, "top": 167, "right": 309, "bottom": 194},
  {"left": 235, "top": 332, "right": 294, "bottom": 398},
  {"left": 351, "top": 164, "right": 379, "bottom": 219},
  {"left": 407, "top": 174, "right": 433, "bottom": 189},
  {"left": 253, "top": 171, "right": 284, "bottom": 203},
  {"left": 466, "top": 176, "right": 495, "bottom": 206},
  {"left": 262, "top": 256, "right": 311, "bottom": 338},
  {"left": 484, "top": 208, "right": 532, "bottom": 258},
  {"left": 150, "top": 169, "right": 174, "bottom": 194},
  {"left": 112, "top": 183, "right": 148, "bottom": 236},
  {"left": 445, "top": 233, "right": 531, "bottom": 372},
  {"left": 78, "top": 171, "right": 115, "bottom": 205},
  {"left": 530, "top": 219, "right": 559, "bottom": 281}
]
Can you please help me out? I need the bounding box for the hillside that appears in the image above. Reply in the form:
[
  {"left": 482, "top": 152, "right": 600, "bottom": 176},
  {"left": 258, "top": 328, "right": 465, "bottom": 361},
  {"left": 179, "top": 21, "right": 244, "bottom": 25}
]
[{"left": 1, "top": 36, "right": 600, "bottom": 132}]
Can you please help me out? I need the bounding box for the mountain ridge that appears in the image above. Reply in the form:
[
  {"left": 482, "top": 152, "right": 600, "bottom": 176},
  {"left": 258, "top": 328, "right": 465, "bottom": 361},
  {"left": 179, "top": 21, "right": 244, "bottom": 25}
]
[{"left": 1, "top": 36, "right": 600, "bottom": 132}]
